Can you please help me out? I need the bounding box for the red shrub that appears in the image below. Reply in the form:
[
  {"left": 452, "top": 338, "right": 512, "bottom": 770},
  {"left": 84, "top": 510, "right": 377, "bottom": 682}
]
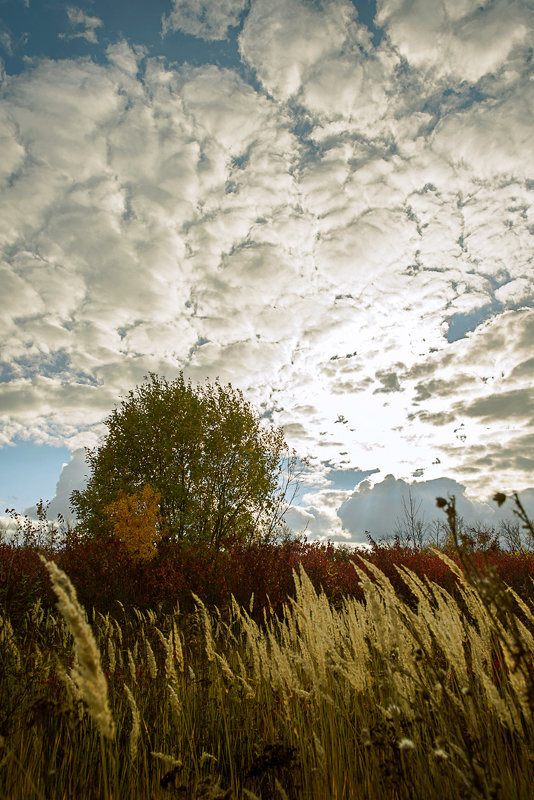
[
  {"left": 55, "top": 532, "right": 139, "bottom": 613},
  {"left": 217, "top": 536, "right": 306, "bottom": 623},
  {"left": 2, "top": 528, "right": 534, "bottom": 629},
  {"left": 0, "top": 542, "right": 54, "bottom": 622}
]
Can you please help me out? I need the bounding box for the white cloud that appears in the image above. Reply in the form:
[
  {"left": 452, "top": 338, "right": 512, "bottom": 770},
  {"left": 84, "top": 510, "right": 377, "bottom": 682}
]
[
  {"left": 0, "top": 30, "right": 13, "bottom": 56},
  {"left": 284, "top": 488, "right": 354, "bottom": 543},
  {"left": 61, "top": 7, "right": 104, "bottom": 45},
  {"left": 431, "top": 81, "right": 534, "bottom": 181},
  {"left": 495, "top": 278, "right": 533, "bottom": 305},
  {"left": 24, "top": 448, "right": 89, "bottom": 522},
  {"left": 376, "top": 0, "right": 532, "bottom": 83},
  {"left": 106, "top": 41, "right": 146, "bottom": 76},
  {"left": 162, "top": 0, "right": 249, "bottom": 40},
  {"left": 239, "top": 0, "right": 383, "bottom": 123},
  {"left": 314, "top": 208, "right": 418, "bottom": 287},
  {"left": 337, "top": 474, "right": 534, "bottom": 543},
  {"left": 1, "top": 2, "right": 534, "bottom": 536},
  {"left": 0, "top": 106, "right": 25, "bottom": 186}
]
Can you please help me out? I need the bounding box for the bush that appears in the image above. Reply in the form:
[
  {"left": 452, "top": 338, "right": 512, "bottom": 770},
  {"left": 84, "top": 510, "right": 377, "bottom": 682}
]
[{"left": 2, "top": 529, "right": 534, "bottom": 632}]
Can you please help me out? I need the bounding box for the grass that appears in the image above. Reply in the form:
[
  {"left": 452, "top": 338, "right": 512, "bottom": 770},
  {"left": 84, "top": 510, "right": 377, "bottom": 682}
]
[{"left": 1, "top": 531, "right": 534, "bottom": 799}]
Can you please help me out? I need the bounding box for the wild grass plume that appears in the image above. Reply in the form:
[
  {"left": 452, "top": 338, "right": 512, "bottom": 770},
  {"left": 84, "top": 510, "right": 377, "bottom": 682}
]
[{"left": 38, "top": 555, "right": 115, "bottom": 740}]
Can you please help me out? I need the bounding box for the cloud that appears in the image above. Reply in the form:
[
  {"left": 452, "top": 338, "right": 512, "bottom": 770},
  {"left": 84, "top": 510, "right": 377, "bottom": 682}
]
[
  {"left": 240, "top": 0, "right": 359, "bottom": 100},
  {"left": 60, "top": 7, "right": 104, "bottom": 45},
  {"left": 106, "top": 41, "right": 147, "bottom": 76},
  {"left": 400, "top": 309, "right": 534, "bottom": 493},
  {"left": 373, "top": 370, "right": 403, "bottom": 394},
  {"left": 239, "top": 0, "right": 390, "bottom": 134},
  {"left": 162, "top": 0, "right": 249, "bottom": 40},
  {"left": 376, "top": 0, "right": 531, "bottom": 83},
  {"left": 24, "top": 448, "right": 89, "bottom": 522},
  {"left": 431, "top": 82, "right": 534, "bottom": 182},
  {"left": 337, "top": 474, "right": 534, "bottom": 543},
  {"left": 0, "top": 48, "right": 301, "bottom": 445},
  {"left": 284, "top": 487, "right": 356, "bottom": 544},
  {"left": 0, "top": 29, "right": 13, "bottom": 57},
  {"left": 1, "top": 1, "right": 534, "bottom": 534},
  {"left": 462, "top": 387, "right": 534, "bottom": 422},
  {"left": 495, "top": 278, "right": 533, "bottom": 306}
]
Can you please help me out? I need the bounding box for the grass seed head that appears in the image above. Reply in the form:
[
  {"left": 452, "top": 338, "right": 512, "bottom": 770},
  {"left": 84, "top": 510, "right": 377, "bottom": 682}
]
[
  {"left": 124, "top": 683, "right": 140, "bottom": 761},
  {"left": 200, "top": 751, "right": 218, "bottom": 769},
  {"left": 168, "top": 684, "right": 183, "bottom": 716},
  {"left": 127, "top": 648, "right": 137, "bottom": 684},
  {"left": 313, "top": 733, "right": 326, "bottom": 767},
  {"left": 274, "top": 777, "right": 289, "bottom": 800},
  {"left": 39, "top": 555, "right": 115, "bottom": 739},
  {"left": 398, "top": 738, "right": 415, "bottom": 751},
  {"left": 145, "top": 637, "right": 158, "bottom": 680},
  {"left": 151, "top": 752, "right": 183, "bottom": 768},
  {"left": 107, "top": 638, "right": 116, "bottom": 674}
]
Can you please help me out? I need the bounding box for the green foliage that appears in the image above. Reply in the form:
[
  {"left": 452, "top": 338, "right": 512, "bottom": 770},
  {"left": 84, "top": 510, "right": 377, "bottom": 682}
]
[{"left": 70, "top": 372, "right": 295, "bottom": 552}]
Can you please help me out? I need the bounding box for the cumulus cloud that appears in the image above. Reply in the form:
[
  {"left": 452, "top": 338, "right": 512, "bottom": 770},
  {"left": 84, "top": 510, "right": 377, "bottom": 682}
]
[
  {"left": 284, "top": 489, "right": 351, "bottom": 543},
  {"left": 240, "top": 0, "right": 358, "bottom": 100},
  {"left": 24, "top": 449, "right": 89, "bottom": 522},
  {"left": 337, "top": 474, "right": 534, "bottom": 543},
  {"left": 162, "top": 0, "right": 249, "bottom": 40},
  {"left": 495, "top": 278, "right": 533, "bottom": 306},
  {"left": 239, "top": 0, "right": 390, "bottom": 135},
  {"left": 1, "top": 0, "right": 534, "bottom": 536},
  {"left": 432, "top": 83, "right": 534, "bottom": 182}
]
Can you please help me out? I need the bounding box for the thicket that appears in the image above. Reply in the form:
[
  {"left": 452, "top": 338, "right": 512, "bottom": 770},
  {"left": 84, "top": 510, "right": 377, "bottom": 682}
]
[{"left": 2, "top": 494, "right": 534, "bottom": 638}]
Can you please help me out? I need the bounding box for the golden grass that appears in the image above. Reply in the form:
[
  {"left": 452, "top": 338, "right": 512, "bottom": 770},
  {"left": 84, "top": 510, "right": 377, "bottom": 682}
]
[
  {"left": 39, "top": 555, "right": 115, "bottom": 741},
  {"left": 0, "top": 554, "right": 533, "bottom": 798}
]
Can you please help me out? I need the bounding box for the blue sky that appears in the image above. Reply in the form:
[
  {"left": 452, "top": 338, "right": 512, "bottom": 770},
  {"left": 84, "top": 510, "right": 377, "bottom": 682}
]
[
  {"left": 0, "top": 437, "right": 69, "bottom": 512},
  {"left": 0, "top": 1, "right": 383, "bottom": 70},
  {"left": 1, "top": 0, "right": 533, "bottom": 543},
  {"left": 1, "top": 0, "right": 246, "bottom": 74}
]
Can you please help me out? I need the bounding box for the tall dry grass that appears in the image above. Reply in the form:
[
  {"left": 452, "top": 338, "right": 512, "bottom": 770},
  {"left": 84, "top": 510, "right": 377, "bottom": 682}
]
[{"left": 0, "top": 548, "right": 533, "bottom": 798}]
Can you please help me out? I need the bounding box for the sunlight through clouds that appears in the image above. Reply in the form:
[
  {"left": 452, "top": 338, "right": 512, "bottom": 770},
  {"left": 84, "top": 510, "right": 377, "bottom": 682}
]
[{"left": 0, "top": 0, "right": 533, "bottom": 541}]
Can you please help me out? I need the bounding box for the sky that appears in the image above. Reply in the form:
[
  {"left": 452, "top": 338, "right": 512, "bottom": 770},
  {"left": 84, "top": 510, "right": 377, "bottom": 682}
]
[{"left": 1, "top": 0, "right": 534, "bottom": 546}]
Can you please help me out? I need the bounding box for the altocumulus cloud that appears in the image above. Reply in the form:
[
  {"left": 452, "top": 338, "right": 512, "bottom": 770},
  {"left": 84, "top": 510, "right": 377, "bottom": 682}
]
[
  {"left": 162, "top": 0, "right": 249, "bottom": 40},
  {"left": 1, "top": 0, "right": 533, "bottom": 542},
  {"left": 60, "top": 7, "right": 104, "bottom": 44}
]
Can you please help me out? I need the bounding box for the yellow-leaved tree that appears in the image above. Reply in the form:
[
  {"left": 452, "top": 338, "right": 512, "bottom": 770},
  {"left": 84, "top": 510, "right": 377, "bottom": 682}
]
[{"left": 105, "top": 484, "right": 162, "bottom": 561}]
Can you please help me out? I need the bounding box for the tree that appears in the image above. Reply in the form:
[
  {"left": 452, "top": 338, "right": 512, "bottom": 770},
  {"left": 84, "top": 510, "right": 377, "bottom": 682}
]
[
  {"left": 70, "top": 372, "right": 296, "bottom": 552},
  {"left": 382, "top": 489, "right": 451, "bottom": 551},
  {"left": 392, "top": 490, "right": 429, "bottom": 549}
]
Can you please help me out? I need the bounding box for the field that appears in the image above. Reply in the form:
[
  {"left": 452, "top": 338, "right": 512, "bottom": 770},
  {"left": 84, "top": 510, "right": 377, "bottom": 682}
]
[{"left": 1, "top": 512, "right": 534, "bottom": 798}]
